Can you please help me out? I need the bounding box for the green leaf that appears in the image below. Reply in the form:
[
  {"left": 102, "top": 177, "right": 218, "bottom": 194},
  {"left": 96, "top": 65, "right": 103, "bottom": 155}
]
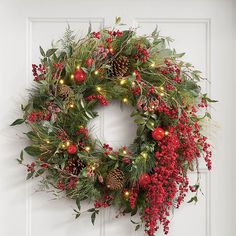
[
  {"left": 187, "top": 196, "right": 198, "bottom": 204},
  {"left": 24, "top": 146, "right": 42, "bottom": 156},
  {"left": 87, "top": 208, "right": 95, "bottom": 212},
  {"left": 10, "top": 118, "right": 25, "bottom": 126},
  {"left": 46, "top": 48, "right": 57, "bottom": 57},
  {"left": 134, "top": 118, "right": 145, "bottom": 125},
  {"left": 26, "top": 172, "right": 34, "bottom": 180},
  {"left": 17, "top": 150, "right": 24, "bottom": 164},
  {"left": 35, "top": 169, "right": 46, "bottom": 176},
  {"left": 91, "top": 212, "right": 96, "bottom": 225},
  {"left": 20, "top": 150, "right": 24, "bottom": 160},
  {"left": 205, "top": 97, "right": 218, "bottom": 103},
  {"left": 205, "top": 112, "right": 211, "bottom": 119},
  {"left": 137, "top": 125, "right": 145, "bottom": 136},
  {"left": 76, "top": 198, "right": 81, "bottom": 210},
  {"left": 108, "top": 154, "right": 117, "bottom": 160},
  {"left": 87, "top": 22, "right": 92, "bottom": 35},
  {"left": 135, "top": 225, "right": 140, "bottom": 231},
  {"left": 39, "top": 46, "right": 46, "bottom": 57},
  {"left": 75, "top": 213, "right": 81, "bottom": 219},
  {"left": 146, "top": 120, "right": 155, "bottom": 130}
]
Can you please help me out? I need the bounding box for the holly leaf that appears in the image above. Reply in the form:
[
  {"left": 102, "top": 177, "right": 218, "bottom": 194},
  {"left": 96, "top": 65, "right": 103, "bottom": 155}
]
[
  {"left": 10, "top": 118, "right": 25, "bottom": 126},
  {"left": 24, "top": 146, "right": 42, "bottom": 156}
]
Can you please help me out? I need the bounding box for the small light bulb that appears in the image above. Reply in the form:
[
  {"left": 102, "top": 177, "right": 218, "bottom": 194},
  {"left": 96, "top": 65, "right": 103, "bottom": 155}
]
[
  {"left": 132, "top": 81, "right": 136, "bottom": 86},
  {"left": 96, "top": 86, "right": 102, "bottom": 91},
  {"left": 85, "top": 146, "right": 91, "bottom": 152},
  {"left": 150, "top": 63, "right": 155, "bottom": 67},
  {"left": 69, "top": 103, "right": 74, "bottom": 108},
  {"left": 120, "top": 79, "right": 126, "bottom": 85},
  {"left": 66, "top": 141, "right": 70, "bottom": 147},
  {"left": 165, "top": 131, "right": 169, "bottom": 136},
  {"left": 62, "top": 144, "right": 66, "bottom": 148},
  {"left": 160, "top": 86, "right": 164, "bottom": 91},
  {"left": 123, "top": 98, "right": 128, "bottom": 103},
  {"left": 46, "top": 140, "right": 50, "bottom": 144},
  {"left": 123, "top": 150, "right": 127, "bottom": 155},
  {"left": 141, "top": 152, "right": 148, "bottom": 159},
  {"left": 151, "top": 122, "right": 154, "bottom": 126},
  {"left": 132, "top": 71, "right": 136, "bottom": 76},
  {"left": 59, "top": 79, "right": 64, "bottom": 84},
  {"left": 71, "top": 74, "right": 74, "bottom": 79},
  {"left": 124, "top": 191, "right": 130, "bottom": 197},
  {"left": 151, "top": 105, "right": 155, "bottom": 109},
  {"left": 94, "top": 70, "right": 99, "bottom": 75},
  {"left": 76, "top": 65, "right": 80, "bottom": 70},
  {"left": 160, "top": 92, "right": 165, "bottom": 97},
  {"left": 91, "top": 166, "right": 96, "bottom": 171}
]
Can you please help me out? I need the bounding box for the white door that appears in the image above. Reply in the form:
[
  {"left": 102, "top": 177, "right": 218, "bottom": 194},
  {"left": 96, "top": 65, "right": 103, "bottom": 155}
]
[{"left": 0, "top": 0, "right": 235, "bottom": 236}]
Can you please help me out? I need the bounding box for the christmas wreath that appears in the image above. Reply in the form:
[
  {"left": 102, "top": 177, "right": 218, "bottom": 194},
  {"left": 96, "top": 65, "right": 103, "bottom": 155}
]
[{"left": 12, "top": 19, "right": 216, "bottom": 236}]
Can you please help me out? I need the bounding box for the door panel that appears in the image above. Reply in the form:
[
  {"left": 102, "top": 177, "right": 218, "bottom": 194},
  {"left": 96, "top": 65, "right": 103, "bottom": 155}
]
[{"left": 0, "top": 1, "right": 234, "bottom": 236}]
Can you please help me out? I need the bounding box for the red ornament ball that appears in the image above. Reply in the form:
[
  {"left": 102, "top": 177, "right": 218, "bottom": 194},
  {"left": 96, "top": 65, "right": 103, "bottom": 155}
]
[
  {"left": 67, "top": 144, "right": 77, "bottom": 154},
  {"left": 74, "top": 68, "right": 87, "bottom": 83},
  {"left": 85, "top": 58, "right": 94, "bottom": 67},
  {"left": 152, "top": 127, "right": 165, "bottom": 141},
  {"left": 139, "top": 173, "right": 151, "bottom": 188}
]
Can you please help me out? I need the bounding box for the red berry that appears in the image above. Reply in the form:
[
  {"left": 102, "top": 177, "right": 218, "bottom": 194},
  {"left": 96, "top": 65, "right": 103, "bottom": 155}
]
[
  {"left": 139, "top": 173, "right": 151, "bottom": 188},
  {"left": 85, "top": 58, "right": 94, "bottom": 67},
  {"left": 74, "top": 68, "right": 86, "bottom": 83},
  {"left": 152, "top": 127, "right": 165, "bottom": 141},
  {"left": 67, "top": 144, "right": 77, "bottom": 154}
]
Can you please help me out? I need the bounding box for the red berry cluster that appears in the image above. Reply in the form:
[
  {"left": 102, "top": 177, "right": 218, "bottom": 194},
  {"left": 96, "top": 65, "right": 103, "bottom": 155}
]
[
  {"left": 94, "top": 195, "right": 112, "bottom": 208},
  {"left": 27, "top": 111, "right": 51, "bottom": 123},
  {"left": 134, "top": 45, "right": 150, "bottom": 62},
  {"left": 129, "top": 186, "right": 139, "bottom": 209},
  {"left": 86, "top": 95, "right": 109, "bottom": 106},
  {"left": 68, "top": 177, "right": 78, "bottom": 190},
  {"left": 32, "top": 64, "right": 46, "bottom": 81},
  {"left": 26, "top": 162, "right": 36, "bottom": 172},
  {"left": 159, "top": 59, "right": 180, "bottom": 78},
  {"left": 76, "top": 127, "right": 89, "bottom": 139},
  {"left": 143, "top": 106, "right": 212, "bottom": 235}
]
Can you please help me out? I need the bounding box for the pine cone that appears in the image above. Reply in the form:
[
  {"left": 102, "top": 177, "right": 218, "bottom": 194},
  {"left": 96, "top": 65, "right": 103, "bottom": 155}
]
[
  {"left": 57, "top": 84, "right": 72, "bottom": 99},
  {"left": 106, "top": 168, "right": 125, "bottom": 190},
  {"left": 109, "top": 55, "right": 129, "bottom": 77},
  {"left": 64, "top": 156, "right": 85, "bottom": 175}
]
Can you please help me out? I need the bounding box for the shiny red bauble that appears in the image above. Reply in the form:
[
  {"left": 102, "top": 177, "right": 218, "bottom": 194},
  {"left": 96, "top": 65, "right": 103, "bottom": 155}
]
[
  {"left": 152, "top": 127, "right": 165, "bottom": 141},
  {"left": 139, "top": 173, "right": 151, "bottom": 188},
  {"left": 85, "top": 58, "right": 94, "bottom": 67},
  {"left": 74, "top": 68, "right": 87, "bottom": 83},
  {"left": 67, "top": 144, "right": 77, "bottom": 154}
]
